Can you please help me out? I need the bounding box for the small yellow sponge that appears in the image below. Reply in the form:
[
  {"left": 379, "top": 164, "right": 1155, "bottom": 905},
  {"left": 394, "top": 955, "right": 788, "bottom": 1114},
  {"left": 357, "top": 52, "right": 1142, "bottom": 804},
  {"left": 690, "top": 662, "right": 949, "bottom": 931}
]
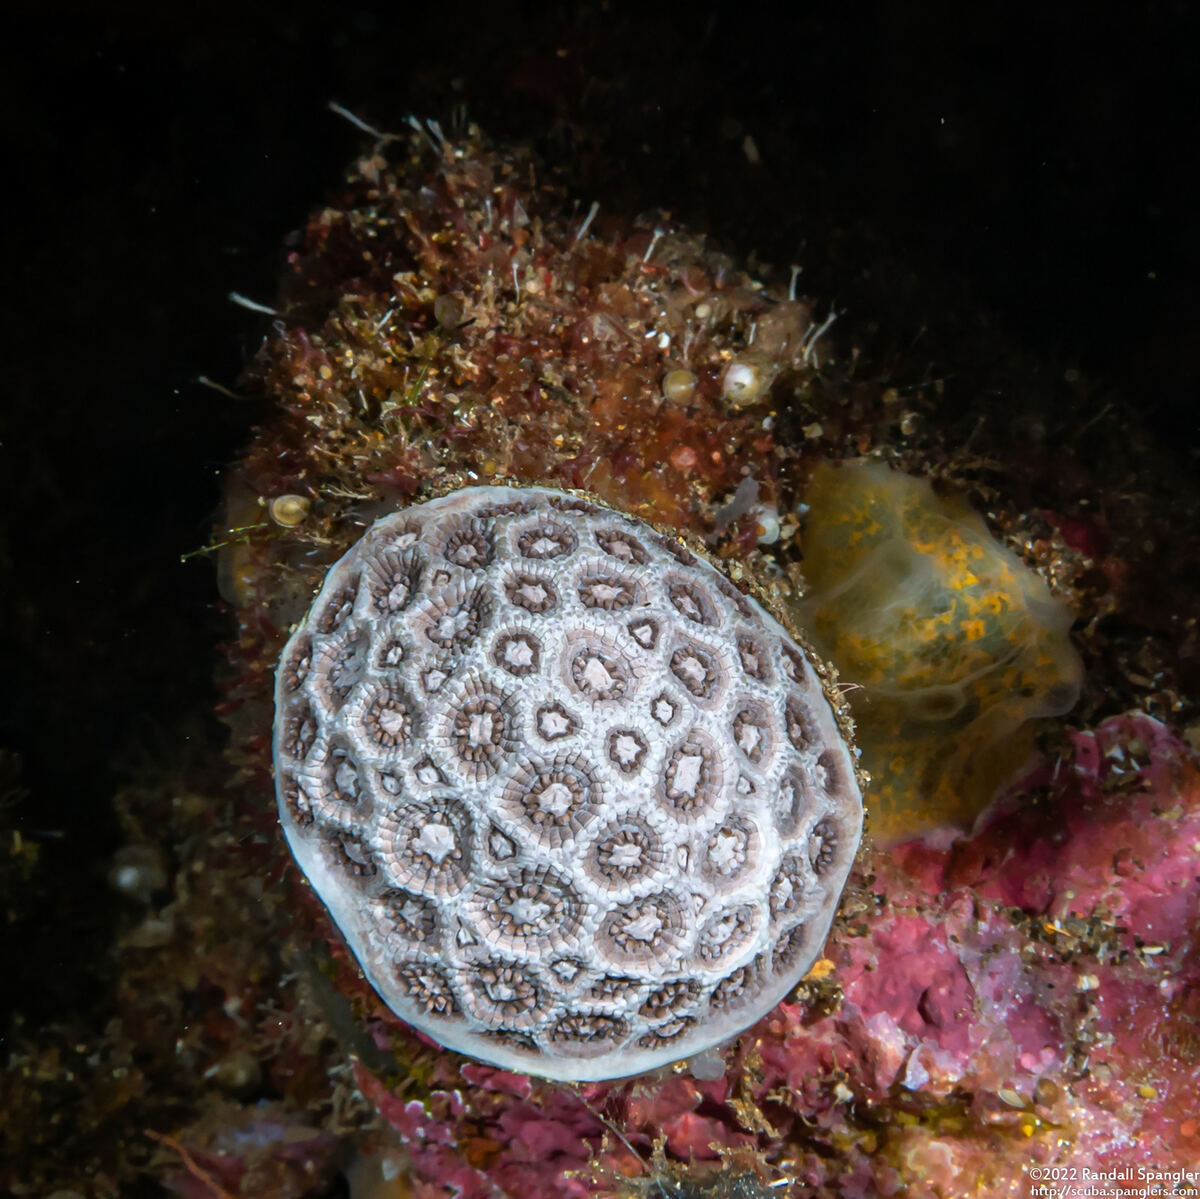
[{"left": 797, "top": 459, "right": 1082, "bottom": 843}]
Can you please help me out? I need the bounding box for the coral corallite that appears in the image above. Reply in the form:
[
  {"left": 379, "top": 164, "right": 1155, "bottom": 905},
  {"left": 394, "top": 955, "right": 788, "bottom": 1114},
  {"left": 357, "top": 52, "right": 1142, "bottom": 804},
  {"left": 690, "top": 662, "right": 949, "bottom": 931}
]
[{"left": 272, "top": 485, "right": 863, "bottom": 1080}]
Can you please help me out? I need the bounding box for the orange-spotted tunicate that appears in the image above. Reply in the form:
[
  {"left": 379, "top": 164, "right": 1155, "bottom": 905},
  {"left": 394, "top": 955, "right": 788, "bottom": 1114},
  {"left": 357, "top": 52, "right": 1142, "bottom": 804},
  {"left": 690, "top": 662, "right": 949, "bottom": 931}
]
[
  {"left": 797, "top": 459, "right": 1082, "bottom": 842},
  {"left": 273, "top": 485, "right": 863, "bottom": 1081}
]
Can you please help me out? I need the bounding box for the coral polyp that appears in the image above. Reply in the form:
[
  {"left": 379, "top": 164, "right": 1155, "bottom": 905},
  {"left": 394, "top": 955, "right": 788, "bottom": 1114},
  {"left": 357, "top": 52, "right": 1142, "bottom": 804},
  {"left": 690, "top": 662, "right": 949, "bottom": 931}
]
[{"left": 274, "top": 485, "right": 863, "bottom": 1080}]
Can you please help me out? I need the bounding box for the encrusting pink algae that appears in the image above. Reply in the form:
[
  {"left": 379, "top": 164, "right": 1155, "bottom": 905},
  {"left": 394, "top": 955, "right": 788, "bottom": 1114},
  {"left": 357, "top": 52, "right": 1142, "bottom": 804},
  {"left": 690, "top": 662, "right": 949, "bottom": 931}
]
[{"left": 20, "top": 121, "right": 1184, "bottom": 1197}]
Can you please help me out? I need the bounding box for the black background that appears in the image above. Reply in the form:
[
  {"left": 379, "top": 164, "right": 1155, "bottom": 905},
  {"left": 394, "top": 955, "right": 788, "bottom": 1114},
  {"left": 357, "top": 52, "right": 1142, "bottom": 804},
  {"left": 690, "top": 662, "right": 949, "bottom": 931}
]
[{"left": 2, "top": 1, "right": 1197, "bottom": 1028}]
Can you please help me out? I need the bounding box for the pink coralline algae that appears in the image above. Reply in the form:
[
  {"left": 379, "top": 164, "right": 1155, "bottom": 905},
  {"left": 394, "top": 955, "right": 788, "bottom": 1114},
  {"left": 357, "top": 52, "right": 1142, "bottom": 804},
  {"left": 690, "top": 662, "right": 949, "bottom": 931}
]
[{"left": 335, "top": 712, "right": 1200, "bottom": 1196}]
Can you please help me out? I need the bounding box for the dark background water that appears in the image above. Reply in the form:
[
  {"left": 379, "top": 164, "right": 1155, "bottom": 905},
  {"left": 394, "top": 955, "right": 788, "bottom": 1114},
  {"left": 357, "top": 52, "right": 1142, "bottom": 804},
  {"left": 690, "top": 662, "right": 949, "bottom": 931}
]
[{"left": 2, "top": 0, "right": 1197, "bottom": 1035}]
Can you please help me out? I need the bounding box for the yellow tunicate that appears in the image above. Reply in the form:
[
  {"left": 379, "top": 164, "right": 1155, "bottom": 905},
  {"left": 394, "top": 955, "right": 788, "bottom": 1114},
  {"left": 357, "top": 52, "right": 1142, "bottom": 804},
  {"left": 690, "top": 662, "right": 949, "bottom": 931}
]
[{"left": 796, "top": 459, "right": 1082, "bottom": 842}]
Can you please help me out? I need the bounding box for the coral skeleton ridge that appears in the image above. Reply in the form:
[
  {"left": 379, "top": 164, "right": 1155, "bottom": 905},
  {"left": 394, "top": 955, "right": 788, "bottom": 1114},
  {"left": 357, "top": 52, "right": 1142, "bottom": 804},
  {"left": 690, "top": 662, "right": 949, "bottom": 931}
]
[{"left": 272, "top": 485, "right": 862, "bottom": 1080}]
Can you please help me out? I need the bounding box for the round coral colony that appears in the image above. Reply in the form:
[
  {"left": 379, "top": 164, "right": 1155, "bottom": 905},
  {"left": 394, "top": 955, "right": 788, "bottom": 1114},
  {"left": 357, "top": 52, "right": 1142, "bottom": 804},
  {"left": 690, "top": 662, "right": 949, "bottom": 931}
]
[{"left": 272, "top": 485, "right": 863, "bottom": 1081}]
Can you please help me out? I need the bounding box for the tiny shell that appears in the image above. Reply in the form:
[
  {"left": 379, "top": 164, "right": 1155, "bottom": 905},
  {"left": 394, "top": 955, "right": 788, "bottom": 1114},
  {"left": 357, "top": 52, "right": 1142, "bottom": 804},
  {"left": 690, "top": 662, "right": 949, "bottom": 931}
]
[{"left": 269, "top": 494, "right": 311, "bottom": 527}]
